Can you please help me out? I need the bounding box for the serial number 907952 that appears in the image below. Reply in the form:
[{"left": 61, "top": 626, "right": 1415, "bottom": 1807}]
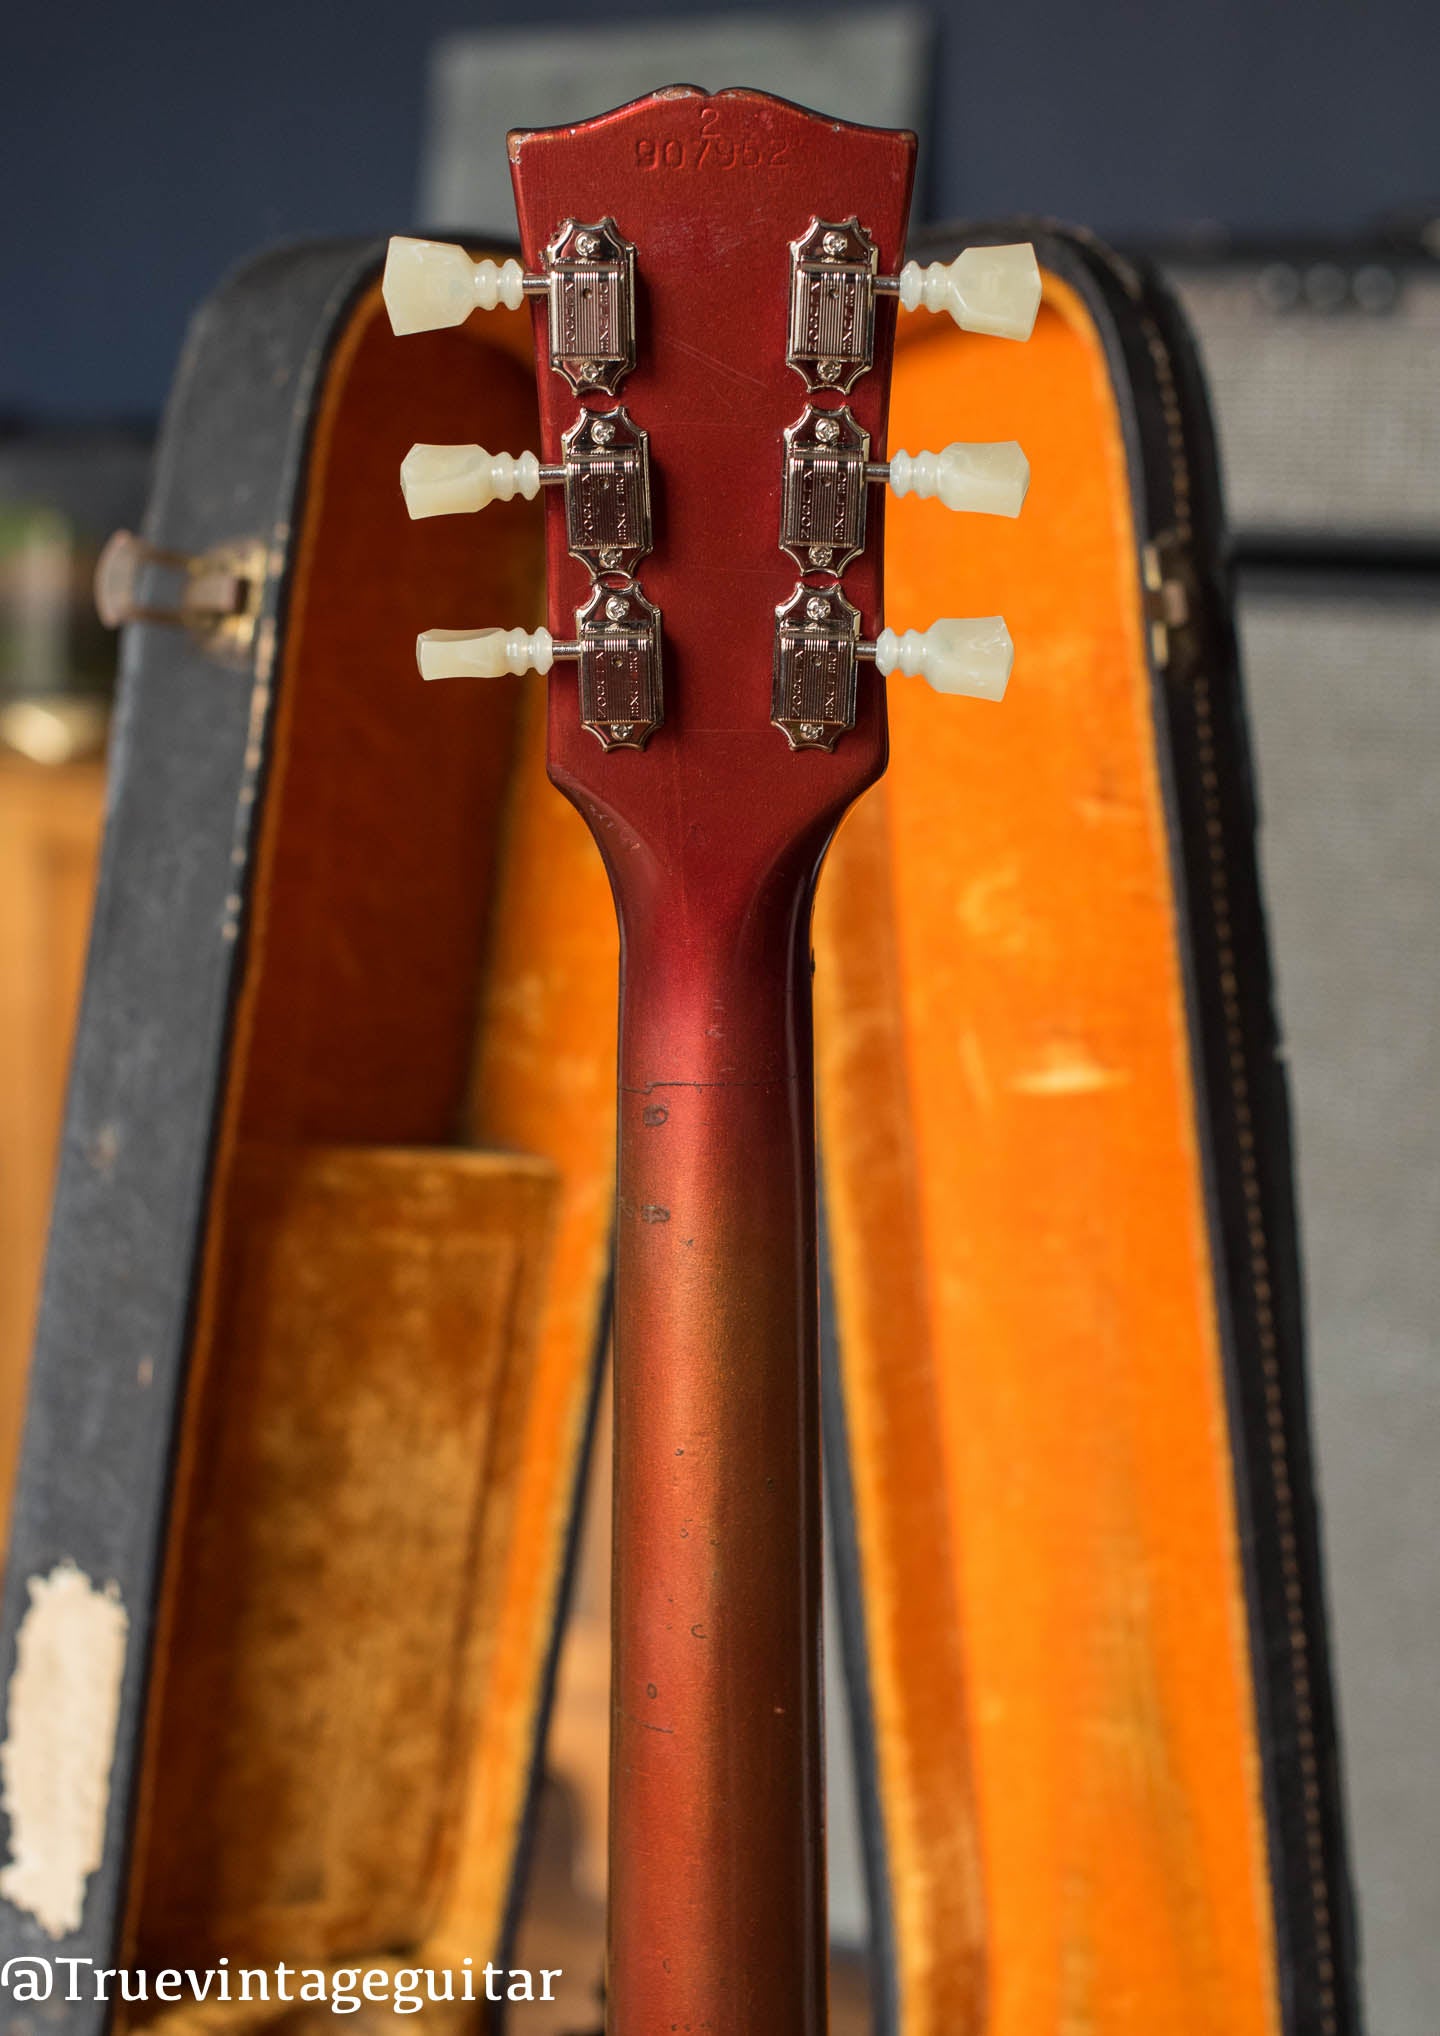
[{"left": 634, "top": 134, "right": 790, "bottom": 171}]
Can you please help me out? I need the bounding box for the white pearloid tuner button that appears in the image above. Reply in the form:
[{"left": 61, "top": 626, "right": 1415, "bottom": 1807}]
[
  {"left": 383, "top": 237, "right": 541, "bottom": 336},
  {"left": 873, "top": 617, "right": 1013, "bottom": 702},
  {"left": 400, "top": 445, "right": 547, "bottom": 519},
  {"left": 416, "top": 627, "right": 560, "bottom": 682},
  {"left": 885, "top": 440, "right": 1029, "bottom": 518},
  {"left": 891, "top": 244, "right": 1042, "bottom": 342}
]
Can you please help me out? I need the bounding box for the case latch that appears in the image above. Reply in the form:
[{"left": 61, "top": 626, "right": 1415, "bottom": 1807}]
[{"left": 93, "top": 530, "right": 265, "bottom": 667}]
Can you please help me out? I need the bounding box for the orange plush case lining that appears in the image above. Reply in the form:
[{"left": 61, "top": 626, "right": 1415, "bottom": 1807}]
[{"left": 817, "top": 268, "right": 1281, "bottom": 2036}]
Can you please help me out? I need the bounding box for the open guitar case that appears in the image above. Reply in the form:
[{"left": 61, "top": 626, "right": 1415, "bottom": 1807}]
[{"left": 0, "top": 208, "right": 1360, "bottom": 2036}]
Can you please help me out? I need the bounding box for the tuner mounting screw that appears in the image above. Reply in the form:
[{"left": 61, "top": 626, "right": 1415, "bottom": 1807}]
[
  {"left": 592, "top": 419, "right": 616, "bottom": 444},
  {"left": 808, "top": 545, "right": 834, "bottom": 567},
  {"left": 806, "top": 596, "right": 830, "bottom": 621},
  {"left": 606, "top": 595, "right": 629, "bottom": 621},
  {"left": 822, "top": 231, "right": 847, "bottom": 256},
  {"left": 611, "top": 722, "right": 635, "bottom": 740},
  {"left": 799, "top": 721, "right": 824, "bottom": 742},
  {"left": 816, "top": 417, "right": 841, "bottom": 444},
  {"left": 575, "top": 233, "right": 601, "bottom": 258}
]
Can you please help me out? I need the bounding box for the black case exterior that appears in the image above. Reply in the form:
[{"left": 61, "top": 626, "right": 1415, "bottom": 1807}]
[
  {"left": 824, "top": 224, "right": 1361, "bottom": 2036},
  {"left": 0, "top": 240, "right": 388, "bottom": 2036},
  {"left": 1149, "top": 230, "right": 1440, "bottom": 2036}
]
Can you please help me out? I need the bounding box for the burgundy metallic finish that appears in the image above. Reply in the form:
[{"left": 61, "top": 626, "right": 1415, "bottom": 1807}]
[{"left": 511, "top": 91, "right": 915, "bottom": 2033}]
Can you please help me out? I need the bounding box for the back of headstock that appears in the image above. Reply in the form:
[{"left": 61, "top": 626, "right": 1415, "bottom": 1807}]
[
  {"left": 505, "top": 86, "right": 911, "bottom": 884},
  {"left": 386, "top": 87, "right": 1038, "bottom": 910}
]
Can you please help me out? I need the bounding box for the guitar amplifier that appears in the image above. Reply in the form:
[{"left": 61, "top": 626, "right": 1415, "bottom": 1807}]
[
  {"left": 1161, "top": 238, "right": 1440, "bottom": 550},
  {"left": 1156, "top": 237, "right": 1440, "bottom": 2036}
]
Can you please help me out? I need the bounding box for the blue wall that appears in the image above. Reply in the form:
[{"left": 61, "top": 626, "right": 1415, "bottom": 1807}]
[{"left": 4, "top": 0, "right": 1439, "bottom": 417}]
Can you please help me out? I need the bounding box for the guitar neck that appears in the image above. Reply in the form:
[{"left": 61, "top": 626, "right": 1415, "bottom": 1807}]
[{"left": 607, "top": 832, "right": 827, "bottom": 2027}]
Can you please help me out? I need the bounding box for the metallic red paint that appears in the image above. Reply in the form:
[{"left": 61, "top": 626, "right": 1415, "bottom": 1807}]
[{"left": 511, "top": 89, "right": 914, "bottom": 2033}]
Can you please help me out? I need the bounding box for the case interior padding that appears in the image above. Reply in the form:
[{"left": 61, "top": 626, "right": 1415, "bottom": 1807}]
[{"left": 815, "top": 274, "right": 1283, "bottom": 2036}]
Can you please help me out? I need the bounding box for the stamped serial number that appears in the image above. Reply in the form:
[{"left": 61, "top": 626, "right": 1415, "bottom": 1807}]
[{"left": 635, "top": 108, "right": 789, "bottom": 171}]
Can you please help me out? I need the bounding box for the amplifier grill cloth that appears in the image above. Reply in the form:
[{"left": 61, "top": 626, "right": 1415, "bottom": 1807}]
[
  {"left": 1238, "top": 588, "right": 1440, "bottom": 2036},
  {"left": 1172, "top": 271, "right": 1440, "bottom": 539}
]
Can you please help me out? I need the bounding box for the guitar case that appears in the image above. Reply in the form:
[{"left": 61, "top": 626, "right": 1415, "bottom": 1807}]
[
  {"left": 0, "top": 220, "right": 1357, "bottom": 2036},
  {"left": 0, "top": 245, "right": 613, "bottom": 2035}
]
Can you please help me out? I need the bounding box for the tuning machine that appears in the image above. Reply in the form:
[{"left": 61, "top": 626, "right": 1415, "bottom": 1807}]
[
  {"left": 780, "top": 403, "right": 1029, "bottom": 573},
  {"left": 787, "top": 219, "right": 1042, "bottom": 392},
  {"left": 384, "top": 218, "right": 637, "bottom": 395},
  {"left": 400, "top": 406, "right": 652, "bottom": 578},
  {"left": 771, "top": 582, "right": 1012, "bottom": 751},
  {"left": 417, "top": 582, "right": 662, "bottom": 751}
]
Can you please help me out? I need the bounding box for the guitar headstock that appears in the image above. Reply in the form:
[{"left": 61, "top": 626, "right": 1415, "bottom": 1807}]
[{"left": 383, "top": 87, "right": 1038, "bottom": 891}]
